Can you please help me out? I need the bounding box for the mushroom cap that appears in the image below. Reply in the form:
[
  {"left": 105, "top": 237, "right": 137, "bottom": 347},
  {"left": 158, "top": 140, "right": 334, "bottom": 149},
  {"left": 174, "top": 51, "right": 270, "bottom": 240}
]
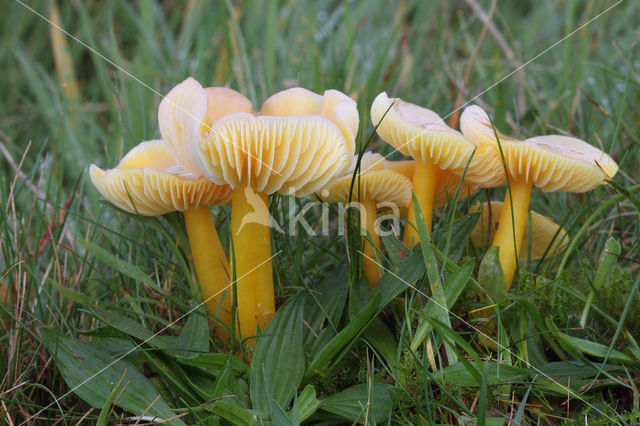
[
  {"left": 370, "top": 92, "right": 505, "bottom": 187},
  {"left": 350, "top": 151, "right": 386, "bottom": 173},
  {"left": 320, "top": 169, "right": 412, "bottom": 208},
  {"left": 158, "top": 78, "right": 254, "bottom": 176},
  {"left": 460, "top": 105, "right": 618, "bottom": 192},
  {"left": 90, "top": 140, "right": 232, "bottom": 216},
  {"left": 382, "top": 160, "right": 478, "bottom": 207},
  {"left": 260, "top": 87, "right": 359, "bottom": 156},
  {"left": 470, "top": 201, "right": 569, "bottom": 259},
  {"left": 195, "top": 87, "right": 358, "bottom": 196}
]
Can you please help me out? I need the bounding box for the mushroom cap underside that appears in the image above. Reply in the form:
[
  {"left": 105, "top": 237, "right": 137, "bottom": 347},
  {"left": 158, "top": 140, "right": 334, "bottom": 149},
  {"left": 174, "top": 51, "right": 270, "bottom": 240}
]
[
  {"left": 196, "top": 113, "right": 352, "bottom": 196},
  {"left": 460, "top": 105, "right": 618, "bottom": 192},
  {"left": 320, "top": 170, "right": 412, "bottom": 208},
  {"left": 90, "top": 140, "right": 231, "bottom": 215},
  {"left": 371, "top": 92, "right": 505, "bottom": 187}
]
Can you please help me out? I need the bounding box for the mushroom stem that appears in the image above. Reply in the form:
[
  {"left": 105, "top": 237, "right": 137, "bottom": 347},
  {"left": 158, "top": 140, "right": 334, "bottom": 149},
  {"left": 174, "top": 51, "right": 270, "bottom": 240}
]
[
  {"left": 360, "top": 199, "right": 380, "bottom": 288},
  {"left": 491, "top": 179, "right": 533, "bottom": 287},
  {"left": 404, "top": 158, "right": 438, "bottom": 246},
  {"left": 230, "top": 186, "right": 275, "bottom": 344},
  {"left": 184, "top": 205, "right": 233, "bottom": 340}
]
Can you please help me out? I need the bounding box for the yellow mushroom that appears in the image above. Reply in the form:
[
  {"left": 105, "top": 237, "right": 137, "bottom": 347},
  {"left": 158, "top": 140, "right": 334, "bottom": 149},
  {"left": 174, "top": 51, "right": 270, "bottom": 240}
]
[
  {"left": 470, "top": 202, "right": 569, "bottom": 260},
  {"left": 460, "top": 105, "right": 618, "bottom": 286},
  {"left": 320, "top": 152, "right": 412, "bottom": 287},
  {"left": 371, "top": 93, "right": 503, "bottom": 247},
  {"left": 90, "top": 140, "right": 233, "bottom": 339},
  {"left": 164, "top": 80, "right": 358, "bottom": 343},
  {"left": 382, "top": 160, "right": 478, "bottom": 208}
]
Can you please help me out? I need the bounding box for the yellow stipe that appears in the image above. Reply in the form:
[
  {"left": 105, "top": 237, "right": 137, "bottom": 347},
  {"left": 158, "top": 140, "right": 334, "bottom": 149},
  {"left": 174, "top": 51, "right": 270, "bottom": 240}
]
[
  {"left": 404, "top": 159, "right": 438, "bottom": 246},
  {"left": 361, "top": 199, "right": 381, "bottom": 288},
  {"left": 230, "top": 186, "right": 275, "bottom": 345},
  {"left": 491, "top": 179, "right": 533, "bottom": 287},
  {"left": 184, "top": 205, "right": 232, "bottom": 341}
]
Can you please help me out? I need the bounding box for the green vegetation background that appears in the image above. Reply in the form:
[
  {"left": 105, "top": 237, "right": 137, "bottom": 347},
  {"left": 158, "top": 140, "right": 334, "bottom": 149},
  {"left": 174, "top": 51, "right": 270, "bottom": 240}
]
[{"left": 0, "top": 0, "right": 639, "bottom": 424}]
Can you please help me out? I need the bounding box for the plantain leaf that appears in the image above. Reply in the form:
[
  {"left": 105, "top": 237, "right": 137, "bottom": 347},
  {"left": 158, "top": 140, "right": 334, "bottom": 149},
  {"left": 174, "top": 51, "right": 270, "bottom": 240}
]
[
  {"left": 304, "top": 263, "right": 348, "bottom": 346},
  {"left": 478, "top": 247, "right": 507, "bottom": 303},
  {"left": 176, "top": 306, "right": 209, "bottom": 358},
  {"left": 251, "top": 292, "right": 306, "bottom": 413},
  {"left": 41, "top": 328, "right": 184, "bottom": 425},
  {"left": 290, "top": 385, "right": 321, "bottom": 423},
  {"left": 303, "top": 293, "right": 380, "bottom": 382},
  {"left": 319, "top": 383, "right": 393, "bottom": 423},
  {"left": 557, "top": 332, "right": 636, "bottom": 365},
  {"left": 79, "top": 239, "right": 166, "bottom": 295},
  {"left": 434, "top": 212, "right": 481, "bottom": 265},
  {"left": 432, "top": 361, "right": 529, "bottom": 387}
]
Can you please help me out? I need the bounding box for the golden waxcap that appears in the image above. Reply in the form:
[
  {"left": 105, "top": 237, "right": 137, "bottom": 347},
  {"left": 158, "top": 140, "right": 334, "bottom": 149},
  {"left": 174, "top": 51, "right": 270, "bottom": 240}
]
[
  {"left": 260, "top": 87, "right": 359, "bottom": 156},
  {"left": 460, "top": 105, "right": 618, "bottom": 192},
  {"left": 471, "top": 202, "right": 569, "bottom": 259},
  {"left": 318, "top": 152, "right": 411, "bottom": 207},
  {"left": 195, "top": 88, "right": 358, "bottom": 196},
  {"left": 90, "top": 140, "right": 232, "bottom": 216},
  {"left": 382, "top": 160, "right": 478, "bottom": 207},
  {"left": 321, "top": 170, "right": 412, "bottom": 208},
  {"left": 349, "top": 151, "right": 386, "bottom": 173},
  {"left": 158, "top": 78, "right": 254, "bottom": 176},
  {"left": 370, "top": 92, "right": 505, "bottom": 187}
]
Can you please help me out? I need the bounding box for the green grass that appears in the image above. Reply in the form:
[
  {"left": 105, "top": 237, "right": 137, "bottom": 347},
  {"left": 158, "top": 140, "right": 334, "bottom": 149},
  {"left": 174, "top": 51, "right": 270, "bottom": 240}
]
[{"left": 1, "top": 0, "right": 639, "bottom": 424}]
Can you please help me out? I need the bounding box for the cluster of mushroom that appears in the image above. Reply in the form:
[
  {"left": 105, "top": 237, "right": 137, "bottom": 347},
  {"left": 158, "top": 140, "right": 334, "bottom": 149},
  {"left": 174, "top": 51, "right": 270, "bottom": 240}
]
[
  {"left": 90, "top": 78, "right": 618, "bottom": 346},
  {"left": 371, "top": 94, "right": 618, "bottom": 288},
  {"left": 91, "top": 79, "right": 359, "bottom": 344}
]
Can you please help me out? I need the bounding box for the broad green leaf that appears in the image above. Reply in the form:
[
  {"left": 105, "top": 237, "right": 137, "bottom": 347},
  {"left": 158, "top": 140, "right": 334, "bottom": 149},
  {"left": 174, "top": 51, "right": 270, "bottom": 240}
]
[
  {"left": 458, "top": 417, "right": 506, "bottom": 426},
  {"left": 250, "top": 292, "right": 305, "bottom": 412},
  {"left": 176, "top": 353, "right": 249, "bottom": 376},
  {"left": 48, "top": 277, "right": 98, "bottom": 306},
  {"left": 433, "top": 212, "right": 481, "bottom": 264},
  {"left": 89, "top": 306, "right": 164, "bottom": 348},
  {"left": 304, "top": 293, "right": 380, "bottom": 382},
  {"left": 362, "top": 318, "right": 398, "bottom": 372},
  {"left": 349, "top": 278, "right": 398, "bottom": 370},
  {"left": 176, "top": 306, "right": 209, "bottom": 358},
  {"left": 41, "top": 328, "right": 184, "bottom": 425},
  {"left": 206, "top": 401, "right": 256, "bottom": 425},
  {"left": 478, "top": 247, "right": 507, "bottom": 303},
  {"left": 80, "top": 239, "right": 166, "bottom": 295},
  {"left": 538, "top": 361, "right": 622, "bottom": 377},
  {"left": 380, "top": 234, "right": 410, "bottom": 265},
  {"left": 432, "top": 361, "right": 529, "bottom": 386},
  {"left": 373, "top": 251, "right": 425, "bottom": 308},
  {"left": 139, "top": 350, "right": 200, "bottom": 404},
  {"left": 557, "top": 332, "right": 636, "bottom": 364},
  {"left": 320, "top": 383, "right": 393, "bottom": 423},
  {"left": 304, "top": 263, "right": 348, "bottom": 346},
  {"left": 290, "top": 385, "right": 321, "bottom": 423}
]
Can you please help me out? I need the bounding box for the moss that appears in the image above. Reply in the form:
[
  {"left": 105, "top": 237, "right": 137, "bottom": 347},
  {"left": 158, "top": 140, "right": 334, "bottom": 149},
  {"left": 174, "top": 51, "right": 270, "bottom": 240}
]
[{"left": 518, "top": 261, "right": 638, "bottom": 338}]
